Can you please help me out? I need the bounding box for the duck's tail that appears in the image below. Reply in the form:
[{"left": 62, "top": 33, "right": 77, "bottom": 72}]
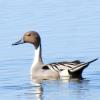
[
  {"left": 70, "top": 58, "right": 98, "bottom": 72},
  {"left": 68, "top": 58, "right": 98, "bottom": 79},
  {"left": 86, "top": 58, "right": 98, "bottom": 65}
]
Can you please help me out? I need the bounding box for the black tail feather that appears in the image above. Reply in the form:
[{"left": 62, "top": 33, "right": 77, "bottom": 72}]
[
  {"left": 68, "top": 58, "right": 98, "bottom": 79},
  {"left": 86, "top": 58, "right": 98, "bottom": 65}
]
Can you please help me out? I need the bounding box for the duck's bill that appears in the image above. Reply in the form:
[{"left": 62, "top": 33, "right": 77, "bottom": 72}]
[{"left": 12, "top": 39, "right": 24, "bottom": 45}]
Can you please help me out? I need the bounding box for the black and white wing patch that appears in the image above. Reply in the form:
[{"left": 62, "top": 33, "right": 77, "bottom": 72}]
[
  {"left": 42, "top": 58, "right": 98, "bottom": 74},
  {"left": 42, "top": 60, "right": 81, "bottom": 72}
]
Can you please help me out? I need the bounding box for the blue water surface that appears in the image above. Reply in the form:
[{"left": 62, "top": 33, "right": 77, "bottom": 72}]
[{"left": 0, "top": 0, "right": 100, "bottom": 100}]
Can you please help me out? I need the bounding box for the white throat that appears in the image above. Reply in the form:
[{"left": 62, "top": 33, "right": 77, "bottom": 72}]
[
  {"left": 30, "top": 44, "right": 43, "bottom": 77},
  {"left": 32, "top": 44, "right": 43, "bottom": 66}
]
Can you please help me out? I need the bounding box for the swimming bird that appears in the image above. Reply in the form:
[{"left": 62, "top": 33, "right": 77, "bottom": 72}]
[{"left": 12, "top": 31, "right": 98, "bottom": 83}]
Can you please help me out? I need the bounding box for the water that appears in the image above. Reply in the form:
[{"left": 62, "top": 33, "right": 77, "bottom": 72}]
[{"left": 0, "top": 0, "right": 100, "bottom": 100}]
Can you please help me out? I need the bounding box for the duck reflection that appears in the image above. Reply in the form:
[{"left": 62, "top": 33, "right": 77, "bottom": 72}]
[
  {"left": 34, "top": 85, "right": 43, "bottom": 100},
  {"left": 31, "top": 78, "right": 89, "bottom": 100}
]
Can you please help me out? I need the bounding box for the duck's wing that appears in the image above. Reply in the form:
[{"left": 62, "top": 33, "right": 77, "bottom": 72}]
[
  {"left": 42, "top": 60, "right": 82, "bottom": 72},
  {"left": 42, "top": 58, "right": 98, "bottom": 73}
]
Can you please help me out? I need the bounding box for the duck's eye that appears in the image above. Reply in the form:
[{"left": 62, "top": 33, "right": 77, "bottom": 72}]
[{"left": 27, "top": 33, "right": 31, "bottom": 36}]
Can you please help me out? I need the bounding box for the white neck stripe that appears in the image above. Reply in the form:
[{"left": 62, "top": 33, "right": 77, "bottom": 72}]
[{"left": 32, "top": 44, "right": 43, "bottom": 66}]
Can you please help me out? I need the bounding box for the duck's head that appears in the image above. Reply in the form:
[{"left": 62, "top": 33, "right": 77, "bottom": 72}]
[{"left": 12, "top": 31, "right": 41, "bottom": 49}]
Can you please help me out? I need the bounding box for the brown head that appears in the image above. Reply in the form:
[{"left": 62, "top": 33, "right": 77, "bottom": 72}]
[{"left": 12, "top": 31, "right": 41, "bottom": 49}]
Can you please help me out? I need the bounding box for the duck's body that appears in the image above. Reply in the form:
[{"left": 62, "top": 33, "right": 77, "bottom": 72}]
[{"left": 12, "top": 31, "right": 98, "bottom": 83}]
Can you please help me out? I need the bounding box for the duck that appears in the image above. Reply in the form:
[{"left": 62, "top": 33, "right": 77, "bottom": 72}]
[{"left": 12, "top": 31, "right": 98, "bottom": 83}]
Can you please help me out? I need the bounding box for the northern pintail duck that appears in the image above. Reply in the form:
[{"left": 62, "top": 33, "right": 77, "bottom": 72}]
[{"left": 12, "top": 31, "right": 98, "bottom": 83}]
